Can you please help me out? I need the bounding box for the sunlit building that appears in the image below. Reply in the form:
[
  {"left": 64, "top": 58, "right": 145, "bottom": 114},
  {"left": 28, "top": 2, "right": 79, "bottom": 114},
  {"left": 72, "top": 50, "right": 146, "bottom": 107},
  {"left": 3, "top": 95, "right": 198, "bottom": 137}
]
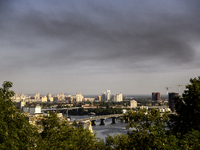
[
  {"left": 41, "top": 96, "right": 47, "bottom": 102},
  {"left": 35, "top": 92, "right": 40, "bottom": 100},
  {"left": 47, "top": 93, "right": 53, "bottom": 102},
  {"left": 76, "top": 92, "right": 83, "bottom": 102},
  {"left": 102, "top": 91, "right": 106, "bottom": 101},
  {"left": 129, "top": 100, "right": 137, "bottom": 108},
  {"left": 107, "top": 90, "right": 111, "bottom": 101},
  {"left": 114, "top": 92, "right": 123, "bottom": 102},
  {"left": 60, "top": 92, "right": 65, "bottom": 101}
]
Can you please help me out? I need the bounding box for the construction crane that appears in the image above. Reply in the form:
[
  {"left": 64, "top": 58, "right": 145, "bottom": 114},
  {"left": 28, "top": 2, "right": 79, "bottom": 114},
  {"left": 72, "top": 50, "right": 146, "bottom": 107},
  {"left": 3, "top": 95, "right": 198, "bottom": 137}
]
[
  {"left": 165, "top": 86, "right": 172, "bottom": 95},
  {"left": 173, "top": 84, "right": 182, "bottom": 95},
  {"left": 177, "top": 84, "right": 182, "bottom": 95}
]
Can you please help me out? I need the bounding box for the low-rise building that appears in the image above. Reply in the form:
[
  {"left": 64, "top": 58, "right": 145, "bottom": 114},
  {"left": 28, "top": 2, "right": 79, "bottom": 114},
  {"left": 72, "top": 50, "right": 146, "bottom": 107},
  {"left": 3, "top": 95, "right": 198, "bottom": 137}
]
[{"left": 23, "top": 105, "right": 42, "bottom": 115}]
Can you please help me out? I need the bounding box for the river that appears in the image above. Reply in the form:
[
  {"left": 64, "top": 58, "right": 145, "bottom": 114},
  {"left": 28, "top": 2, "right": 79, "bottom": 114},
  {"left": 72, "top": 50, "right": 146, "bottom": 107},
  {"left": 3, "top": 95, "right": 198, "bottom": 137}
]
[{"left": 68, "top": 115, "right": 130, "bottom": 140}]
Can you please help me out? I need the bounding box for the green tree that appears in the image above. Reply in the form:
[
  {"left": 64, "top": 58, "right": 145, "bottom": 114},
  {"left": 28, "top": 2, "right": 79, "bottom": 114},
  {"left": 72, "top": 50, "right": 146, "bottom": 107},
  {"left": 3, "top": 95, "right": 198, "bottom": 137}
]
[
  {"left": 37, "top": 112, "right": 105, "bottom": 150},
  {"left": 169, "top": 76, "right": 200, "bottom": 135},
  {"left": 105, "top": 107, "right": 200, "bottom": 149},
  {"left": 122, "top": 108, "right": 171, "bottom": 149},
  {"left": 105, "top": 134, "right": 130, "bottom": 150},
  {"left": 0, "top": 81, "right": 39, "bottom": 149}
]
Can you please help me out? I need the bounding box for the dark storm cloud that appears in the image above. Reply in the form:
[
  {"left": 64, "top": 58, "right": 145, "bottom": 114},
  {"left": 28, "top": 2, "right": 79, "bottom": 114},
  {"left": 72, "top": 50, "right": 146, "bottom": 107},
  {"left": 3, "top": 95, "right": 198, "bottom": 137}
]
[
  {"left": 0, "top": 0, "right": 12, "bottom": 12},
  {"left": 1, "top": 0, "right": 200, "bottom": 73}
]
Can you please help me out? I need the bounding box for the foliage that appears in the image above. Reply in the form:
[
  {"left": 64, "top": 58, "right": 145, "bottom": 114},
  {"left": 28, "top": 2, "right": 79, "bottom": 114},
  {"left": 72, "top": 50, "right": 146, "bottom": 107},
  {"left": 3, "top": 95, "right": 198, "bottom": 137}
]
[
  {"left": 0, "top": 81, "right": 39, "bottom": 149},
  {"left": 105, "top": 134, "right": 130, "bottom": 150},
  {"left": 104, "top": 77, "right": 200, "bottom": 149},
  {"left": 37, "top": 112, "right": 105, "bottom": 150},
  {"left": 169, "top": 76, "right": 200, "bottom": 135},
  {"left": 105, "top": 107, "right": 200, "bottom": 149},
  {"left": 0, "top": 81, "right": 105, "bottom": 150}
]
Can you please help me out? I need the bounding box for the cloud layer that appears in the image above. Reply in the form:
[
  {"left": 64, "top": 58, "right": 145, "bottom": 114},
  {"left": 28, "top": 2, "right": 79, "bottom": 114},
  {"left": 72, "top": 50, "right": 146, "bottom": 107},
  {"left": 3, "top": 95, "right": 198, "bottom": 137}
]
[{"left": 1, "top": 0, "right": 200, "bottom": 94}]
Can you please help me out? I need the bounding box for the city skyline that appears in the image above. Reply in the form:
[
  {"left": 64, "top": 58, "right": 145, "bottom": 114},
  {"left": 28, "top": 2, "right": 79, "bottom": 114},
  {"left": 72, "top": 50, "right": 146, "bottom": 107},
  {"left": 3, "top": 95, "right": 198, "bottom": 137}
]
[{"left": 1, "top": 1, "right": 200, "bottom": 95}]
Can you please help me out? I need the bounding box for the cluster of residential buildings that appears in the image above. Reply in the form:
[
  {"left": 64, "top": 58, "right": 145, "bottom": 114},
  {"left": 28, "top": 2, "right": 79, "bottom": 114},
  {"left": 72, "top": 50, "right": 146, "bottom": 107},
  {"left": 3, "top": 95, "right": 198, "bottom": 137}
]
[
  {"left": 101, "top": 90, "right": 123, "bottom": 102},
  {"left": 12, "top": 90, "right": 177, "bottom": 112},
  {"left": 11, "top": 90, "right": 124, "bottom": 103},
  {"left": 12, "top": 92, "right": 73, "bottom": 103}
]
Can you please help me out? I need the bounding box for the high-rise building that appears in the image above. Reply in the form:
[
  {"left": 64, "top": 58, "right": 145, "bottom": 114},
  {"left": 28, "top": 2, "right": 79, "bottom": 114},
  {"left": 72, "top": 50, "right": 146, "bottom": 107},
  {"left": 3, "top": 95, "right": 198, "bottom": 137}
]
[
  {"left": 101, "top": 91, "right": 106, "bottom": 101},
  {"left": 114, "top": 92, "right": 123, "bottom": 102},
  {"left": 60, "top": 92, "right": 65, "bottom": 101},
  {"left": 76, "top": 92, "right": 83, "bottom": 102},
  {"left": 168, "top": 92, "right": 179, "bottom": 112},
  {"left": 47, "top": 93, "right": 53, "bottom": 102},
  {"left": 95, "top": 95, "right": 101, "bottom": 101},
  {"left": 20, "top": 101, "right": 26, "bottom": 110},
  {"left": 56, "top": 94, "right": 60, "bottom": 101},
  {"left": 20, "top": 93, "right": 25, "bottom": 100},
  {"left": 41, "top": 96, "right": 47, "bottom": 102},
  {"left": 152, "top": 92, "right": 161, "bottom": 103},
  {"left": 47, "top": 93, "right": 51, "bottom": 100},
  {"left": 14, "top": 93, "right": 20, "bottom": 100},
  {"left": 35, "top": 92, "right": 40, "bottom": 100},
  {"left": 107, "top": 90, "right": 111, "bottom": 101}
]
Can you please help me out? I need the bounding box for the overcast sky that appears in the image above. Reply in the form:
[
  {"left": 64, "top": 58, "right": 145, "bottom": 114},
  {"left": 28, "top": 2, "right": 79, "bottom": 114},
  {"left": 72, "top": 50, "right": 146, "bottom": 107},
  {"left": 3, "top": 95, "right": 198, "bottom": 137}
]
[{"left": 1, "top": 0, "right": 200, "bottom": 96}]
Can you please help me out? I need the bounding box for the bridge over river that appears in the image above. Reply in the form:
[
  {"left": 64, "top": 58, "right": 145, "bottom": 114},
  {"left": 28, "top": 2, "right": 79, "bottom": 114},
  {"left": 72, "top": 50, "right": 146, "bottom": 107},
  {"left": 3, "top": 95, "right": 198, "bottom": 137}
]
[
  {"left": 71, "top": 114, "right": 125, "bottom": 126},
  {"left": 69, "top": 111, "right": 175, "bottom": 126}
]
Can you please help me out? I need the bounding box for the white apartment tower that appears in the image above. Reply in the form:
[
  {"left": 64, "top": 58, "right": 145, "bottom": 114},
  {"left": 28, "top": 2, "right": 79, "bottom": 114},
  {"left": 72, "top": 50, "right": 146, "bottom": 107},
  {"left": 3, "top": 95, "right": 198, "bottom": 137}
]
[
  {"left": 101, "top": 91, "right": 106, "bottom": 101},
  {"left": 35, "top": 92, "right": 40, "bottom": 100},
  {"left": 47, "top": 93, "right": 53, "bottom": 102},
  {"left": 114, "top": 92, "right": 123, "bottom": 102},
  {"left": 60, "top": 92, "right": 65, "bottom": 101},
  {"left": 20, "top": 93, "right": 25, "bottom": 100},
  {"left": 76, "top": 93, "right": 83, "bottom": 102},
  {"left": 107, "top": 90, "right": 111, "bottom": 101}
]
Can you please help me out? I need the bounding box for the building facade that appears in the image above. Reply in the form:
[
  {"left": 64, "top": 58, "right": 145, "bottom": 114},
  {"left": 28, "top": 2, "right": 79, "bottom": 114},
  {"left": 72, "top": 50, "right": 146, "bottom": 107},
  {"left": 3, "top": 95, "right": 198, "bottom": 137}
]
[
  {"left": 168, "top": 92, "right": 179, "bottom": 112},
  {"left": 129, "top": 100, "right": 137, "bottom": 108},
  {"left": 114, "top": 92, "right": 123, "bottom": 102},
  {"left": 47, "top": 93, "right": 53, "bottom": 102},
  {"left": 76, "top": 92, "right": 83, "bottom": 102},
  {"left": 35, "top": 92, "right": 40, "bottom": 100},
  {"left": 107, "top": 90, "right": 111, "bottom": 101},
  {"left": 152, "top": 92, "right": 161, "bottom": 103},
  {"left": 41, "top": 96, "right": 47, "bottom": 102},
  {"left": 101, "top": 91, "right": 106, "bottom": 101}
]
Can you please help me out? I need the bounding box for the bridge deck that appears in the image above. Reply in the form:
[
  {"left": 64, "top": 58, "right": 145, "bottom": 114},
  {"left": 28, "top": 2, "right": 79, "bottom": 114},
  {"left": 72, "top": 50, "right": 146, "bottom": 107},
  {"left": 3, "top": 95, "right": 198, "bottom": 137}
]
[{"left": 71, "top": 114, "right": 123, "bottom": 123}]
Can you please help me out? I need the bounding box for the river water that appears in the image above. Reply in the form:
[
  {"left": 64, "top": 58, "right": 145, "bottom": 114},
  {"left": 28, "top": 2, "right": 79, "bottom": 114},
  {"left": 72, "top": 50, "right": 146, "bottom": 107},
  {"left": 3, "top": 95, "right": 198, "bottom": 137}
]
[{"left": 69, "top": 115, "right": 130, "bottom": 140}]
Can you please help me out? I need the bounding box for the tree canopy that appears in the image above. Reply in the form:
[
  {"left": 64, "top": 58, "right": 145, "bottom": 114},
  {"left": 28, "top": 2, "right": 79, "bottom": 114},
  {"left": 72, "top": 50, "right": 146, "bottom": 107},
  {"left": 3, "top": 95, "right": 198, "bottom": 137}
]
[
  {"left": 37, "top": 112, "right": 105, "bottom": 150},
  {"left": 105, "top": 76, "right": 200, "bottom": 149},
  {"left": 0, "top": 81, "right": 105, "bottom": 150},
  {"left": 169, "top": 76, "right": 200, "bottom": 135},
  {"left": 0, "top": 81, "right": 39, "bottom": 149}
]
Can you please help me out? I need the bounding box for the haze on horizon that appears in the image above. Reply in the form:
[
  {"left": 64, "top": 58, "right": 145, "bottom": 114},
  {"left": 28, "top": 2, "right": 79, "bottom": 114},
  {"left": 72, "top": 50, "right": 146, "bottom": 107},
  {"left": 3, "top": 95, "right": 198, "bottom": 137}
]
[{"left": 1, "top": 0, "right": 200, "bottom": 95}]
